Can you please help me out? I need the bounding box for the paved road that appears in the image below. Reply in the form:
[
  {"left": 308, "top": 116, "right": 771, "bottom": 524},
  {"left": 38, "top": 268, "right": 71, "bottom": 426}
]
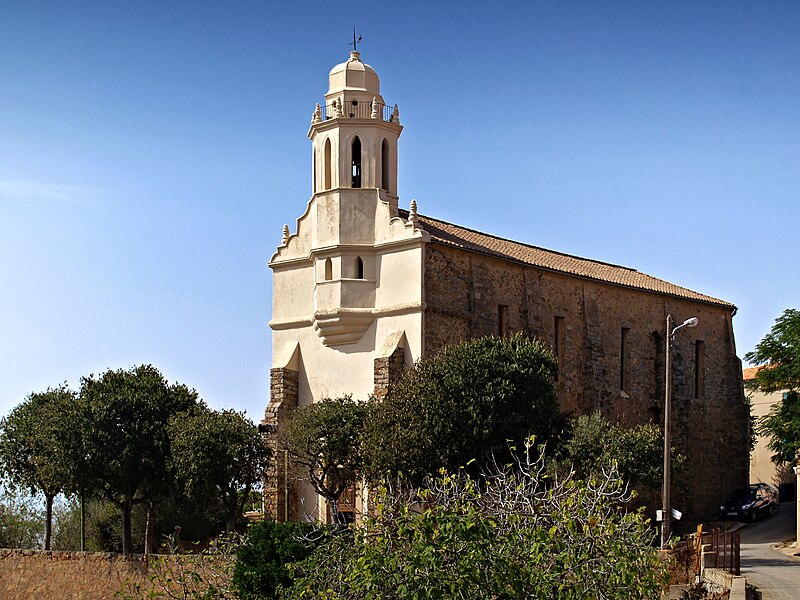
[{"left": 740, "top": 501, "right": 800, "bottom": 599}]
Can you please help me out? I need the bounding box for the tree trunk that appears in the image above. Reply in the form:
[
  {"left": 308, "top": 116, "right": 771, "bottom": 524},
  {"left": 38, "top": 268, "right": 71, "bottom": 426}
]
[
  {"left": 144, "top": 503, "right": 151, "bottom": 556},
  {"left": 121, "top": 497, "right": 133, "bottom": 555},
  {"left": 80, "top": 490, "right": 86, "bottom": 552},
  {"left": 43, "top": 493, "right": 54, "bottom": 550}
]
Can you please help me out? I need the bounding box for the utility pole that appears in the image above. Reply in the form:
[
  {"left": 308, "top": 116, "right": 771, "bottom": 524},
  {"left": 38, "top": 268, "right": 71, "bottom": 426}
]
[{"left": 662, "top": 314, "right": 673, "bottom": 549}]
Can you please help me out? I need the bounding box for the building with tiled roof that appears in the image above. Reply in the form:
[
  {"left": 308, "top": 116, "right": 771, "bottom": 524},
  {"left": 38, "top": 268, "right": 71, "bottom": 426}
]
[
  {"left": 744, "top": 366, "right": 795, "bottom": 496},
  {"left": 264, "top": 51, "right": 749, "bottom": 526}
]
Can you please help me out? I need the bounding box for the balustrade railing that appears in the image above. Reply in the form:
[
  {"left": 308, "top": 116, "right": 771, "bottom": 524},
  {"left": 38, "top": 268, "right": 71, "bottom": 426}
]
[{"left": 315, "top": 100, "right": 397, "bottom": 123}]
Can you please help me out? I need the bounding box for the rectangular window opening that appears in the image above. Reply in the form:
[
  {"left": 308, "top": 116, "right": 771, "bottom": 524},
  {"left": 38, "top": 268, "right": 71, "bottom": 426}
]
[
  {"left": 498, "top": 305, "right": 509, "bottom": 338},
  {"left": 620, "top": 327, "right": 630, "bottom": 394},
  {"left": 554, "top": 316, "right": 565, "bottom": 382},
  {"left": 695, "top": 340, "right": 705, "bottom": 399}
]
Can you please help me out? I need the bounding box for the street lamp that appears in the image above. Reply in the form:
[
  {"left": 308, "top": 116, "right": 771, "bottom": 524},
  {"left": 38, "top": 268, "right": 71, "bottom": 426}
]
[
  {"left": 793, "top": 465, "right": 800, "bottom": 548},
  {"left": 661, "top": 315, "right": 699, "bottom": 549}
]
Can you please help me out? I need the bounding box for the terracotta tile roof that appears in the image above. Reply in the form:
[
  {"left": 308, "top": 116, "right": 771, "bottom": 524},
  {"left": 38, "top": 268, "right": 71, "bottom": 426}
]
[
  {"left": 403, "top": 210, "right": 735, "bottom": 309},
  {"left": 742, "top": 366, "right": 761, "bottom": 381}
]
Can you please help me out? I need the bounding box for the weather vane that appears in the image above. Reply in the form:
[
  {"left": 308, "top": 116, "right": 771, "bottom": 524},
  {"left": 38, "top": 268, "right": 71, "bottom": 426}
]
[{"left": 348, "top": 28, "right": 363, "bottom": 52}]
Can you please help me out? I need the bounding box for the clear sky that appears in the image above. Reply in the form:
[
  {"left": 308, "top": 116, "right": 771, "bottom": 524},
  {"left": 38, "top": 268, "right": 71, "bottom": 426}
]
[{"left": 1, "top": 1, "right": 798, "bottom": 421}]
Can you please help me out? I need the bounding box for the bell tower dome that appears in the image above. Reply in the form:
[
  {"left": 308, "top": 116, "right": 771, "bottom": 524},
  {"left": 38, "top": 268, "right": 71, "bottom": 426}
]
[{"left": 309, "top": 51, "right": 402, "bottom": 199}]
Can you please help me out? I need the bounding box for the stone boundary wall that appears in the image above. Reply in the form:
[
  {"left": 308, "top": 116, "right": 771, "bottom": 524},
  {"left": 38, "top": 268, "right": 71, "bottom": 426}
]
[{"left": 0, "top": 548, "right": 234, "bottom": 600}]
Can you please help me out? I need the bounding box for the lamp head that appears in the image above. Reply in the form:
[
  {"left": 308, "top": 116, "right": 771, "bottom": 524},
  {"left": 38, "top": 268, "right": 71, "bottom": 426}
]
[{"left": 684, "top": 317, "right": 699, "bottom": 328}]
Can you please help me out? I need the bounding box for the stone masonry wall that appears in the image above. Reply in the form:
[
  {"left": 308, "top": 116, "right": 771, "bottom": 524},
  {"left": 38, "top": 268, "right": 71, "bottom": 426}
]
[
  {"left": 373, "top": 345, "right": 405, "bottom": 399},
  {"left": 423, "top": 242, "right": 749, "bottom": 522},
  {"left": 264, "top": 367, "right": 299, "bottom": 521},
  {"left": 0, "top": 549, "right": 233, "bottom": 600}
]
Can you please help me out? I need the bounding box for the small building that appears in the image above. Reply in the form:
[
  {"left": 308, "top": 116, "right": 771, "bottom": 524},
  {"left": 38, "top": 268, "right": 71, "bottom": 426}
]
[
  {"left": 745, "top": 366, "right": 796, "bottom": 499},
  {"left": 264, "top": 50, "right": 750, "bottom": 524}
]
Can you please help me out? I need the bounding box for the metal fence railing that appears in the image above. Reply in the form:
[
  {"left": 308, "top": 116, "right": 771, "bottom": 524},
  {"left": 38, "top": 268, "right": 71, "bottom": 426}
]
[{"left": 709, "top": 527, "right": 741, "bottom": 575}]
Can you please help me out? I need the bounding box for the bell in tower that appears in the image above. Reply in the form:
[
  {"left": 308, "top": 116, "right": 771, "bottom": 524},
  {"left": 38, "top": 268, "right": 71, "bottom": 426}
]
[{"left": 308, "top": 50, "right": 402, "bottom": 200}]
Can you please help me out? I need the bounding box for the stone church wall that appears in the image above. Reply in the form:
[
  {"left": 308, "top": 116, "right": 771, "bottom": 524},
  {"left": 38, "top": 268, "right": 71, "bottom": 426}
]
[{"left": 423, "top": 242, "right": 749, "bottom": 521}]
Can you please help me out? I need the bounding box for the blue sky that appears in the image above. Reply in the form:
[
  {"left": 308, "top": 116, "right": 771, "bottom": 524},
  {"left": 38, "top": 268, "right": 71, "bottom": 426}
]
[{"left": 1, "top": 1, "right": 798, "bottom": 421}]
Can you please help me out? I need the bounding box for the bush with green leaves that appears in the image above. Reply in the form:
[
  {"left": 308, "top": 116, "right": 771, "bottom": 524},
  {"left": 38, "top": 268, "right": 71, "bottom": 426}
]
[
  {"left": 561, "top": 412, "right": 679, "bottom": 490},
  {"left": 289, "top": 440, "right": 667, "bottom": 599},
  {"left": 233, "top": 520, "right": 323, "bottom": 599},
  {"left": 0, "top": 487, "right": 44, "bottom": 549},
  {"left": 364, "top": 333, "right": 565, "bottom": 485}
]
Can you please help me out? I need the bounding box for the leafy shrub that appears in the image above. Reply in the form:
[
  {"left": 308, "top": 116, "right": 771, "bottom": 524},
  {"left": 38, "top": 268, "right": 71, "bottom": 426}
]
[
  {"left": 233, "top": 520, "right": 322, "bottom": 599},
  {"left": 289, "top": 441, "right": 667, "bottom": 599}
]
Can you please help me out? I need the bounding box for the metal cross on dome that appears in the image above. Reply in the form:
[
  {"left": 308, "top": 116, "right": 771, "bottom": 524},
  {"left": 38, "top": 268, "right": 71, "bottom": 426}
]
[{"left": 348, "top": 28, "right": 363, "bottom": 52}]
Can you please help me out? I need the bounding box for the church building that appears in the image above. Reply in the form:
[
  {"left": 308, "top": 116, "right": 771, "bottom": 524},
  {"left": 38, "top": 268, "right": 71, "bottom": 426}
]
[{"left": 264, "top": 50, "right": 749, "bottom": 524}]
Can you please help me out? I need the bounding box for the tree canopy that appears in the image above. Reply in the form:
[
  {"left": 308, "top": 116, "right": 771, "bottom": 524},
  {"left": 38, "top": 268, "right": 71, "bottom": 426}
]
[
  {"left": 745, "top": 308, "right": 800, "bottom": 393},
  {"left": 745, "top": 309, "right": 800, "bottom": 465},
  {"left": 0, "top": 385, "right": 82, "bottom": 549},
  {"left": 561, "top": 412, "right": 667, "bottom": 490},
  {"left": 283, "top": 396, "right": 368, "bottom": 523},
  {"left": 364, "top": 334, "right": 564, "bottom": 485},
  {"left": 79, "top": 364, "right": 199, "bottom": 554},
  {"left": 169, "top": 406, "right": 270, "bottom": 533}
]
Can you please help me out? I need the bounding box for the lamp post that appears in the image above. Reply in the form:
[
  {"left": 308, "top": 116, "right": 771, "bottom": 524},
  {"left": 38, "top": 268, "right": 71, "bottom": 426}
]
[
  {"left": 793, "top": 465, "right": 800, "bottom": 548},
  {"left": 661, "top": 314, "right": 699, "bottom": 549}
]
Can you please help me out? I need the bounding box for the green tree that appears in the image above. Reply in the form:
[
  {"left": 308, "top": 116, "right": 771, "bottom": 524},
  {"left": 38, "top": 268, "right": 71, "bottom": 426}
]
[
  {"left": 169, "top": 406, "right": 270, "bottom": 533},
  {"left": 562, "top": 412, "right": 670, "bottom": 490},
  {"left": 0, "top": 385, "right": 82, "bottom": 549},
  {"left": 364, "top": 334, "right": 564, "bottom": 485},
  {"left": 283, "top": 396, "right": 368, "bottom": 524},
  {"left": 79, "top": 365, "right": 199, "bottom": 555},
  {"left": 745, "top": 309, "right": 800, "bottom": 464},
  {"left": 289, "top": 441, "right": 666, "bottom": 599}
]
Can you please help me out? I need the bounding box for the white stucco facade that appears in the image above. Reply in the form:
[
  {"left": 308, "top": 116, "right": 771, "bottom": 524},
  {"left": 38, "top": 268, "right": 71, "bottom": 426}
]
[{"left": 269, "top": 51, "right": 427, "bottom": 408}]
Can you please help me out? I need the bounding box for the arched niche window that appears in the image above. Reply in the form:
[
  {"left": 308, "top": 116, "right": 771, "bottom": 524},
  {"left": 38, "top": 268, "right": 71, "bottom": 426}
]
[
  {"left": 324, "top": 138, "right": 332, "bottom": 190},
  {"left": 380, "top": 139, "right": 389, "bottom": 192},
  {"left": 355, "top": 256, "right": 364, "bottom": 279},
  {"left": 313, "top": 147, "right": 317, "bottom": 192},
  {"left": 324, "top": 257, "right": 332, "bottom": 281},
  {"left": 351, "top": 136, "right": 362, "bottom": 188}
]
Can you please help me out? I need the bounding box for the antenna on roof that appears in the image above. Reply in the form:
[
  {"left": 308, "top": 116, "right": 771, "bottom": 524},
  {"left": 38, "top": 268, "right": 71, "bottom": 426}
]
[{"left": 348, "top": 28, "right": 363, "bottom": 52}]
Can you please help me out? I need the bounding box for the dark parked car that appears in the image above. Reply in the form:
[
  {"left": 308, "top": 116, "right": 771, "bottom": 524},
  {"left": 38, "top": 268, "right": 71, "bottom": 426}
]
[{"left": 719, "top": 485, "right": 777, "bottom": 522}]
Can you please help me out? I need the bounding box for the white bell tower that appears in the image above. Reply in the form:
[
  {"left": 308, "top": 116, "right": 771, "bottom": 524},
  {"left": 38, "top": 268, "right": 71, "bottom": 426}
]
[{"left": 309, "top": 50, "right": 402, "bottom": 200}]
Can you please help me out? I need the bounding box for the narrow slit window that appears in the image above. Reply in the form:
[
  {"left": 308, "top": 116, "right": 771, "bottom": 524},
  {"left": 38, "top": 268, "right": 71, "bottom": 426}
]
[
  {"left": 324, "top": 257, "right": 332, "bottom": 281},
  {"left": 694, "top": 340, "right": 705, "bottom": 399},
  {"left": 351, "top": 136, "right": 362, "bottom": 188},
  {"left": 355, "top": 256, "right": 364, "bottom": 279},
  {"left": 620, "top": 327, "right": 630, "bottom": 393},
  {"left": 554, "top": 316, "right": 565, "bottom": 381},
  {"left": 324, "top": 139, "right": 332, "bottom": 190},
  {"left": 498, "top": 305, "right": 509, "bottom": 337},
  {"left": 381, "top": 139, "right": 389, "bottom": 191}
]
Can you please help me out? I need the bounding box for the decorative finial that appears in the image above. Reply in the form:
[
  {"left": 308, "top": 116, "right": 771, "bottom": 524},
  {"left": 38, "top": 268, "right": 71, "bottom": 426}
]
[
  {"left": 312, "top": 103, "right": 322, "bottom": 124},
  {"left": 281, "top": 224, "right": 290, "bottom": 245},
  {"left": 333, "top": 98, "right": 343, "bottom": 118},
  {"left": 370, "top": 97, "right": 379, "bottom": 119},
  {"left": 391, "top": 104, "right": 400, "bottom": 125},
  {"left": 348, "top": 28, "right": 363, "bottom": 53},
  {"left": 409, "top": 199, "right": 419, "bottom": 225}
]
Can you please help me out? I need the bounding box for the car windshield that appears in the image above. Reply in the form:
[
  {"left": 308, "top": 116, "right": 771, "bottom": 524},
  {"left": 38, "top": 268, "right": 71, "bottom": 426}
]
[{"left": 728, "top": 488, "right": 756, "bottom": 502}]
